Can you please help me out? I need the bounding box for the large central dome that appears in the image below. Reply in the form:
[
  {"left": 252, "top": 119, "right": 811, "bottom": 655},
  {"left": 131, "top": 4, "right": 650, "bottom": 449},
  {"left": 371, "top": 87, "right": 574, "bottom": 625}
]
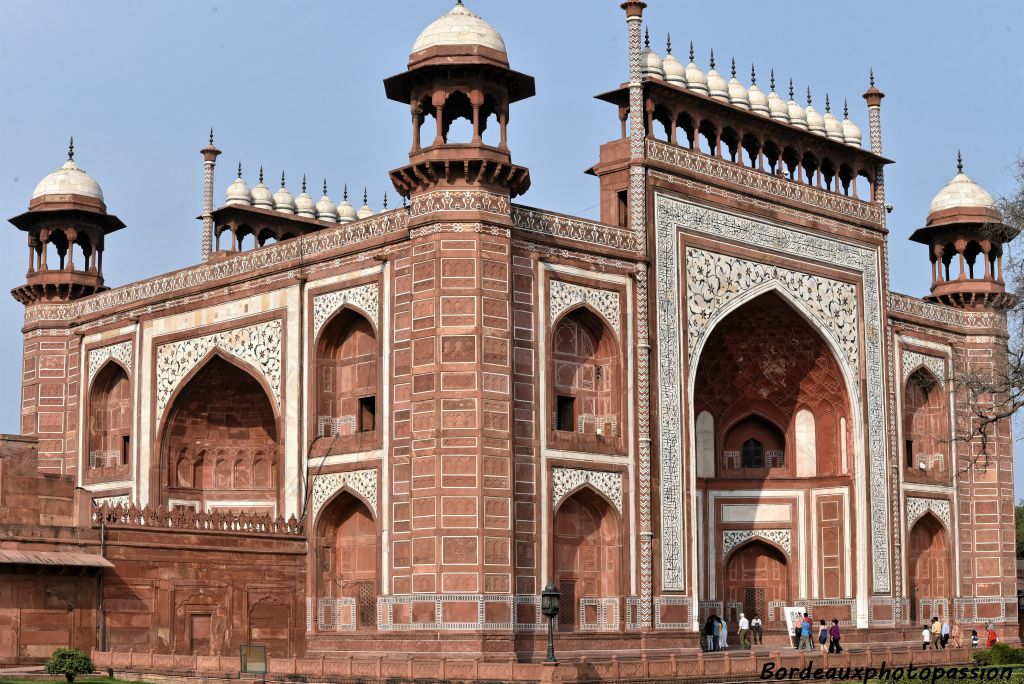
[{"left": 411, "top": 2, "right": 506, "bottom": 56}]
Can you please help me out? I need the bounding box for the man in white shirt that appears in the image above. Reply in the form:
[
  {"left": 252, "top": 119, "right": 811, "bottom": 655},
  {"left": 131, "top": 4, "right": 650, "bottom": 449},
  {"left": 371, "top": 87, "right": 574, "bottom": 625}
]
[
  {"left": 738, "top": 613, "right": 750, "bottom": 649},
  {"left": 922, "top": 625, "right": 931, "bottom": 650}
]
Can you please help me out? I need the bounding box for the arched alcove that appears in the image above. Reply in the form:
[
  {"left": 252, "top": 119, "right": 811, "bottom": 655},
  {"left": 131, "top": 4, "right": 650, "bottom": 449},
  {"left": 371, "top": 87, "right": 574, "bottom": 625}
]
[
  {"left": 550, "top": 307, "right": 620, "bottom": 449},
  {"left": 908, "top": 513, "right": 951, "bottom": 622},
  {"left": 160, "top": 355, "right": 279, "bottom": 513},
  {"left": 315, "top": 309, "right": 379, "bottom": 444},
  {"left": 722, "top": 539, "right": 789, "bottom": 621},
  {"left": 316, "top": 491, "right": 378, "bottom": 629},
  {"left": 88, "top": 362, "right": 131, "bottom": 471},
  {"left": 903, "top": 367, "right": 949, "bottom": 478},
  {"left": 552, "top": 487, "right": 620, "bottom": 631}
]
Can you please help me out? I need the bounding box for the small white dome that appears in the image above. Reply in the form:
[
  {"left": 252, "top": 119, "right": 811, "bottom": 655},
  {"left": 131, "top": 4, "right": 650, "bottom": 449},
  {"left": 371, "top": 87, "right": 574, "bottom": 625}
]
[
  {"left": 929, "top": 163, "right": 998, "bottom": 215},
  {"left": 336, "top": 185, "right": 358, "bottom": 222},
  {"left": 641, "top": 30, "right": 663, "bottom": 80},
  {"left": 767, "top": 83, "right": 788, "bottom": 122},
  {"left": 273, "top": 173, "right": 296, "bottom": 214},
  {"left": 225, "top": 165, "right": 252, "bottom": 206},
  {"left": 32, "top": 156, "right": 104, "bottom": 202},
  {"left": 727, "top": 61, "right": 749, "bottom": 109},
  {"left": 356, "top": 189, "right": 374, "bottom": 219},
  {"left": 805, "top": 93, "right": 825, "bottom": 136},
  {"left": 251, "top": 168, "right": 274, "bottom": 209},
  {"left": 841, "top": 109, "right": 862, "bottom": 147},
  {"left": 315, "top": 181, "right": 337, "bottom": 223},
  {"left": 684, "top": 43, "right": 708, "bottom": 94},
  {"left": 748, "top": 84, "right": 769, "bottom": 117},
  {"left": 786, "top": 82, "right": 807, "bottom": 130},
  {"left": 822, "top": 96, "right": 843, "bottom": 141},
  {"left": 662, "top": 51, "right": 685, "bottom": 85},
  {"left": 411, "top": 1, "right": 506, "bottom": 56},
  {"left": 706, "top": 52, "right": 728, "bottom": 101},
  {"left": 294, "top": 177, "right": 316, "bottom": 218}
]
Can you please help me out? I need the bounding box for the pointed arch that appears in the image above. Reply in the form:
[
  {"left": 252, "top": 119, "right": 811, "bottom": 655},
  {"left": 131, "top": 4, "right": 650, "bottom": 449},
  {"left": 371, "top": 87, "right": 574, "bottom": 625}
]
[
  {"left": 553, "top": 480, "right": 622, "bottom": 520},
  {"left": 314, "top": 307, "right": 380, "bottom": 441},
  {"left": 87, "top": 360, "right": 132, "bottom": 471},
  {"left": 723, "top": 534, "right": 791, "bottom": 566}
]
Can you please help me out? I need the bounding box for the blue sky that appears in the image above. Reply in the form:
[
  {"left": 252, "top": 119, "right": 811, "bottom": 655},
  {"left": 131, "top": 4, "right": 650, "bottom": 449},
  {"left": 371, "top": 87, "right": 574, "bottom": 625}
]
[{"left": 1, "top": 1, "right": 1022, "bottom": 491}]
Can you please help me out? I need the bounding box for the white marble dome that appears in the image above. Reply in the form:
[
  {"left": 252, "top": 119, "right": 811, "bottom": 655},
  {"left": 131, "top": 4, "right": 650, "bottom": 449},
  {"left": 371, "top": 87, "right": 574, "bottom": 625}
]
[
  {"left": 316, "top": 183, "right": 338, "bottom": 223},
  {"left": 251, "top": 169, "right": 274, "bottom": 209},
  {"left": 841, "top": 114, "right": 862, "bottom": 147},
  {"left": 805, "top": 102, "right": 825, "bottom": 136},
  {"left": 786, "top": 85, "right": 807, "bottom": 130},
  {"left": 337, "top": 186, "right": 358, "bottom": 223},
  {"left": 642, "top": 38, "right": 664, "bottom": 80},
  {"left": 411, "top": 2, "right": 506, "bottom": 56},
  {"left": 767, "top": 90, "right": 788, "bottom": 122},
  {"left": 294, "top": 180, "right": 316, "bottom": 218},
  {"left": 273, "top": 174, "right": 296, "bottom": 215},
  {"left": 929, "top": 168, "right": 998, "bottom": 215},
  {"left": 748, "top": 83, "right": 768, "bottom": 116},
  {"left": 225, "top": 167, "right": 252, "bottom": 206},
  {"left": 684, "top": 44, "right": 709, "bottom": 94},
  {"left": 32, "top": 159, "right": 104, "bottom": 202},
  {"left": 823, "top": 98, "right": 843, "bottom": 142},
  {"left": 357, "top": 202, "right": 375, "bottom": 220},
  {"left": 706, "top": 53, "right": 728, "bottom": 101},
  {"left": 727, "top": 62, "right": 750, "bottom": 110},
  {"left": 662, "top": 50, "right": 685, "bottom": 85}
]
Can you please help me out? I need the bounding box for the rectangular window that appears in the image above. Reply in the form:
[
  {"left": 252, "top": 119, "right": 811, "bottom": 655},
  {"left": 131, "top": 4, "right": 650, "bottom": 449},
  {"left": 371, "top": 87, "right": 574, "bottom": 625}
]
[
  {"left": 122, "top": 435, "right": 130, "bottom": 466},
  {"left": 616, "top": 190, "right": 628, "bottom": 228},
  {"left": 358, "top": 396, "right": 376, "bottom": 432},
  {"left": 905, "top": 439, "right": 913, "bottom": 468},
  {"left": 556, "top": 395, "right": 575, "bottom": 432}
]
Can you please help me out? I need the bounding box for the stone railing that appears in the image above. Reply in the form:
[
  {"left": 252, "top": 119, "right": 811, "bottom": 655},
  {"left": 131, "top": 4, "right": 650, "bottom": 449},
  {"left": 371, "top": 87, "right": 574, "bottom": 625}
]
[
  {"left": 888, "top": 292, "right": 1005, "bottom": 331},
  {"left": 511, "top": 204, "right": 641, "bottom": 252},
  {"left": 91, "top": 502, "right": 303, "bottom": 535},
  {"left": 89, "top": 450, "right": 121, "bottom": 469}
]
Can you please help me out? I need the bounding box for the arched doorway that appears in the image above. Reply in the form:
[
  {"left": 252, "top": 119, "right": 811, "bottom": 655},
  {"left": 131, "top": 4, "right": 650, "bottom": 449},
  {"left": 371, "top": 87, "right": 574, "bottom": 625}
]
[
  {"left": 908, "top": 514, "right": 951, "bottom": 622},
  {"left": 88, "top": 362, "right": 131, "bottom": 472},
  {"left": 903, "top": 367, "right": 949, "bottom": 477},
  {"left": 723, "top": 540, "right": 789, "bottom": 622},
  {"left": 552, "top": 487, "right": 620, "bottom": 630},
  {"left": 550, "top": 307, "right": 620, "bottom": 444},
  {"left": 316, "top": 491, "right": 378, "bottom": 629},
  {"left": 160, "top": 355, "right": 279, "bottom": 513}
]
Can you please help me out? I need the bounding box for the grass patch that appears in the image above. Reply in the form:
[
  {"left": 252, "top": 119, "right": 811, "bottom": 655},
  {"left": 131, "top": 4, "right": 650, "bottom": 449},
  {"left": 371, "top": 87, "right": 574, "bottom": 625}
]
[{"left": 0, "top": 678, "right": 153, "bottom": 684}]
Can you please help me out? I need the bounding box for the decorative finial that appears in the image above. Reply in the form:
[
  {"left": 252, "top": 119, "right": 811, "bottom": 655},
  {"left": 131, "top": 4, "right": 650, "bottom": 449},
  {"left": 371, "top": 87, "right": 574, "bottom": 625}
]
[
  {"left": 709, "top": 49, "right": 715, "bottom": 70},
  {"left": 788, "top": 78, "right": 794, "bottom": 100},
  {"left": 825, "top": 94, "right": 831, "bottom": 113},
  {"left": 383, "top": 192, "right": 388, "bottom": 210},
  {"left": 689, "top": 41, "right": 694, "bottom": 62},
  {"left": 209, "top": 127, "right": 214, "bottom": 145},
  {"left": 343, "top": 183, "right": 349, "bottom": 201},
  {"left": 731, "top": 57, "right": 736, "bottom": 78},
  {"left": 644, "top": 27, "right": 650, "bottom": 49},
  {"left": 280, "top": 171, "right": 286, "bottom": 188},
  {"left": 301, "top": 174, "right": 307, "bottom": 193},
  {"left": 363, "top": 187, "right": 368, "bottom": 205},
  {"left": 843, "top": 99, "right": 849, "bottom": 118},
  {"left": 67, "top": 136, "right": 74, "bottom": 161},
  {"left": 666, "top": 33, "right": 672, "bottom": 55},
  {"left": 770, "top": 69, "right": 776, "bottom": 91},
  {"left": 957, "top": 150, "right": 963, "bottom": 173},
  {"left": 402, "top": 195, "right": 407, "bottom": 208},
  {"left": 869, "top": 68, "right": 875, "bottom": 87},
  {"left": 258, "top": 166, "right": 264, "bottom": 184},
  {"left": 806, "top": 86, "right": 812, "bottom": 106},
  {"left": 750, "top": 64, "right": 756, "bottom": 85},
  {"left": 237, "top": 161, "right": 242, "bottom": 178},
  {"left": 323, "top": 177, "right": 328, "bottom": 195}
]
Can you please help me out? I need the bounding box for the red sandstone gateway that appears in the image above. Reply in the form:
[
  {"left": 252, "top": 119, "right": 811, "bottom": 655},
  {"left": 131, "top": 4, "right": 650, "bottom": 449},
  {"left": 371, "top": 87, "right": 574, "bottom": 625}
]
[{"left": 0, "top": 0, "right": 1016, "bottom": 679}]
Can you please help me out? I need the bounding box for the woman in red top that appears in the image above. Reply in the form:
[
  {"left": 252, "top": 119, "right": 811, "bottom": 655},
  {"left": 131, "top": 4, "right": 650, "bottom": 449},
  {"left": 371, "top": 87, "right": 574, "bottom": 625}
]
[{"left": 987, "top": 628, "right": 998, "bottom": 648}]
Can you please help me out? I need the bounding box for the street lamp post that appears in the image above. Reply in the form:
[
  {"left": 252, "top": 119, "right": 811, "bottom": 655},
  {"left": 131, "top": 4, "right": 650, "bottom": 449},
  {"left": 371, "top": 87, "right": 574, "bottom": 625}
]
[{"left": 541, "top": 581, "right": 561, "bottom": 664}]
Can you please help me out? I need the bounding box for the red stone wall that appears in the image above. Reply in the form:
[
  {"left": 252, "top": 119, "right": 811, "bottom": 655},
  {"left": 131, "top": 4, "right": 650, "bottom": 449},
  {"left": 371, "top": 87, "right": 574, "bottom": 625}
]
[{"left": 20, "top": 335, "right": 80, "bottom": 475}]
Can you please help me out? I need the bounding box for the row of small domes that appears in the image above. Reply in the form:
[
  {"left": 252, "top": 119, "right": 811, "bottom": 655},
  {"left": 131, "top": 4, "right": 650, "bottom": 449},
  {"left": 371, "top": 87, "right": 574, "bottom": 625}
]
[
  {"left": 225, "top": 165, "right": 383, "bottom": 223},
  {"left": 642, "top": 32, "right": 862, "bottom": 147}
]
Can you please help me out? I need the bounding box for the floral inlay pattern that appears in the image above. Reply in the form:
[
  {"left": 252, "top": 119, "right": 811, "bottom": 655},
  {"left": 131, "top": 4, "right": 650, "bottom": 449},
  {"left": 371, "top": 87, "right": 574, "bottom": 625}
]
[
  {"left": 552, "top": 467, "right": 623, "bottom": 514},
  {"left": 88, "top": 340, "right": 133, "bottom": 385},
  {"left": 311, "top": 469, "right": 378, "bottom": 522},
  {"left": 312, "top": 283, "right": 379, "bottom": 338},
  {"left": 721, "top": 529, "right": 792, "bottom": 559},
  {"left": 549, "top": 280, "right": 621, "bottom": 338},
  {"left": 906, "top": 497, "right": 951, "bottom": 531}
]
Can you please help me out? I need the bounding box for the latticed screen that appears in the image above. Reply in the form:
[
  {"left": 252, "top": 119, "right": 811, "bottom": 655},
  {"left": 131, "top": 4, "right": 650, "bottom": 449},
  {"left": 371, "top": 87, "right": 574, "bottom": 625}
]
[
  {"left": 357, "top": 582, "right": 376, "bottom": 628},
  {"left": 559, "top": 581, "right": 576, "bottom": 631}
]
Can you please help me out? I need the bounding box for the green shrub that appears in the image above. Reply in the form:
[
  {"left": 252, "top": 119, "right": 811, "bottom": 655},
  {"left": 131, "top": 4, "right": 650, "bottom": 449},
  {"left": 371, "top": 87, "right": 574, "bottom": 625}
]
[
  {"left": 972, "top": 644, "right": 1024, "bottom": 667},
  {"left": 44, "top": 648, "right": 94, "bottom": 683}
]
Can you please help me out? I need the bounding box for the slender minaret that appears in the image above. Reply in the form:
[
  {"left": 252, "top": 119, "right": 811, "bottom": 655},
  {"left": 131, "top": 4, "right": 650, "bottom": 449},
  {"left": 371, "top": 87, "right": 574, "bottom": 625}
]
[
  {"left": 200, "top": 128, "right": 222, "bottom": 262},
  {"left": 863, "top": 69, "right": 886, "bottom": 213}
]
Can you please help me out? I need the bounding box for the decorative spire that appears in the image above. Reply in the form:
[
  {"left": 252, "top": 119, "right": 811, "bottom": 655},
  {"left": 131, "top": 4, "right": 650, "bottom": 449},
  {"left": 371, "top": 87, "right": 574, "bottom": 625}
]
[
  {"left": 843, "top": 99, "right": 849, "bottom": 118},
  {"left": 237, "top": 161, "right": 242, "bottom": 178},
  {"left": 731, "top": 57, "right": 736, "bottom": 78},
  {"left": 957, "top": 149, "right": 963, "bottom": 174},
  {"left": 750, "top": 64, "right": 757, "bottom": 85},
  {"left": 666, "top": 33, "right": 672, "bottom": 55},
  {"left": 209, "top": 127, "right": 214, "bottom": 145},
  {"left": 258, "top": 166, "right": 264, "bottom": 184},
  {"left": 770, "top": 69, "right": 776, "bottom": 91},
  {"left": 788, "top": 78, "right": 794, "bottom": 100},
  {"left": 869, "top": 68, "right": 875, "bottom": 88},
  {"left": 343, "top": 183, "right": 349, "bottom": 201},
  {"left": 644, "top": 27, "right": 650, "bottom": 49},
  {"left": 383, "top": 192, "right": 388, "bottom": 210},
  {"left": 709, "top": 49, "right": 715, "bottom": 70},
  {"left": 689, "top": 41, "right": 694, "bottom": 62},
  {"left": 301, "top": 174, "right": 307, "bottom": 193},
  {"left": 363, "top": 187, "right": 368, "bottom": 205},
  {"left": 323, "top": 178, "right": 328, "bottom": 195},
  {"left": 806, "top": 86, "right": 812, "bottom": 106},
  {"left": 67, "top": 136, "right": 74, "bottom": 161},
  {"left": 825, "top": 94, "right": 831, "bottom": 113},
  {"left": 280, "top": 171, "right": 286, "bottom": 188}
]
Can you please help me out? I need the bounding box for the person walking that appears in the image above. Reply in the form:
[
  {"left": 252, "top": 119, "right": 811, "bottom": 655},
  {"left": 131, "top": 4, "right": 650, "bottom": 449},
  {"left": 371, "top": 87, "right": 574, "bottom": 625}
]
[
  {"left": 751, "top": 614, "right": 763, "bottom": 645},
  {"left": 738, "top": 613, "right": 750, "bottom": 650},
  {"left": 721, "top": 615, "right": 729, "bottom": 649},
  {"left": 704, "top": 615, "right": 716, "bottom": 652},
  {"left": 817, "top": 620, "right": 828, "bottom": 655},
  {"left": 971, "top": 630, "right": 979, "bottom": 649},
  {"left": 798, "top": 617, "right": 813, "bottom": 651},
  {"left": 941, "top": 619, "right": 950, "bottom": 649},
  {"left": 987, "top": 626, "right": 998, "bottom": 648},
  {"left": 930, "top": 616, "right": 942, "bottom": 650},
  {"left": 951, "top": 622, "right": 963, "bottom": 649},
  {"left": 922, "top": 624, "right": 931, "bottom": 651},
  {"left": 712, "top": 614, "right": 722, "bottom": 651},
  {"left": 828, "top": 619, "right": 843, "bottom": 654}
]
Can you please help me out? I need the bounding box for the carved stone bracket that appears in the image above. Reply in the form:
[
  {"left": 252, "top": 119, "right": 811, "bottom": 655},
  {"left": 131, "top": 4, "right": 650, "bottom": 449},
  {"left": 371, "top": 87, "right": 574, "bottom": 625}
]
[
  {"left": 721, "top": 529, "right": 792, "bottom": 559},
  {"left": 549, "top": 280, "right": 621, "bottom": 337},
  {"left": 312, "top": 283, "right": 380, "bottom": 338},
  {"left": 311, "top": 469, "right": 378, "bottom": 523},
  {"left": 88, "top": 340, "right": 133, "bottom": 385},
  {"left": 552, "top": 467, "right": 623, "bottom": 514},
  {"left": 155, "top": 320, "right": 282, "bottom": 425},
  {"left": 906, "top": 496, "right": 951, "bottom": 531}
]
